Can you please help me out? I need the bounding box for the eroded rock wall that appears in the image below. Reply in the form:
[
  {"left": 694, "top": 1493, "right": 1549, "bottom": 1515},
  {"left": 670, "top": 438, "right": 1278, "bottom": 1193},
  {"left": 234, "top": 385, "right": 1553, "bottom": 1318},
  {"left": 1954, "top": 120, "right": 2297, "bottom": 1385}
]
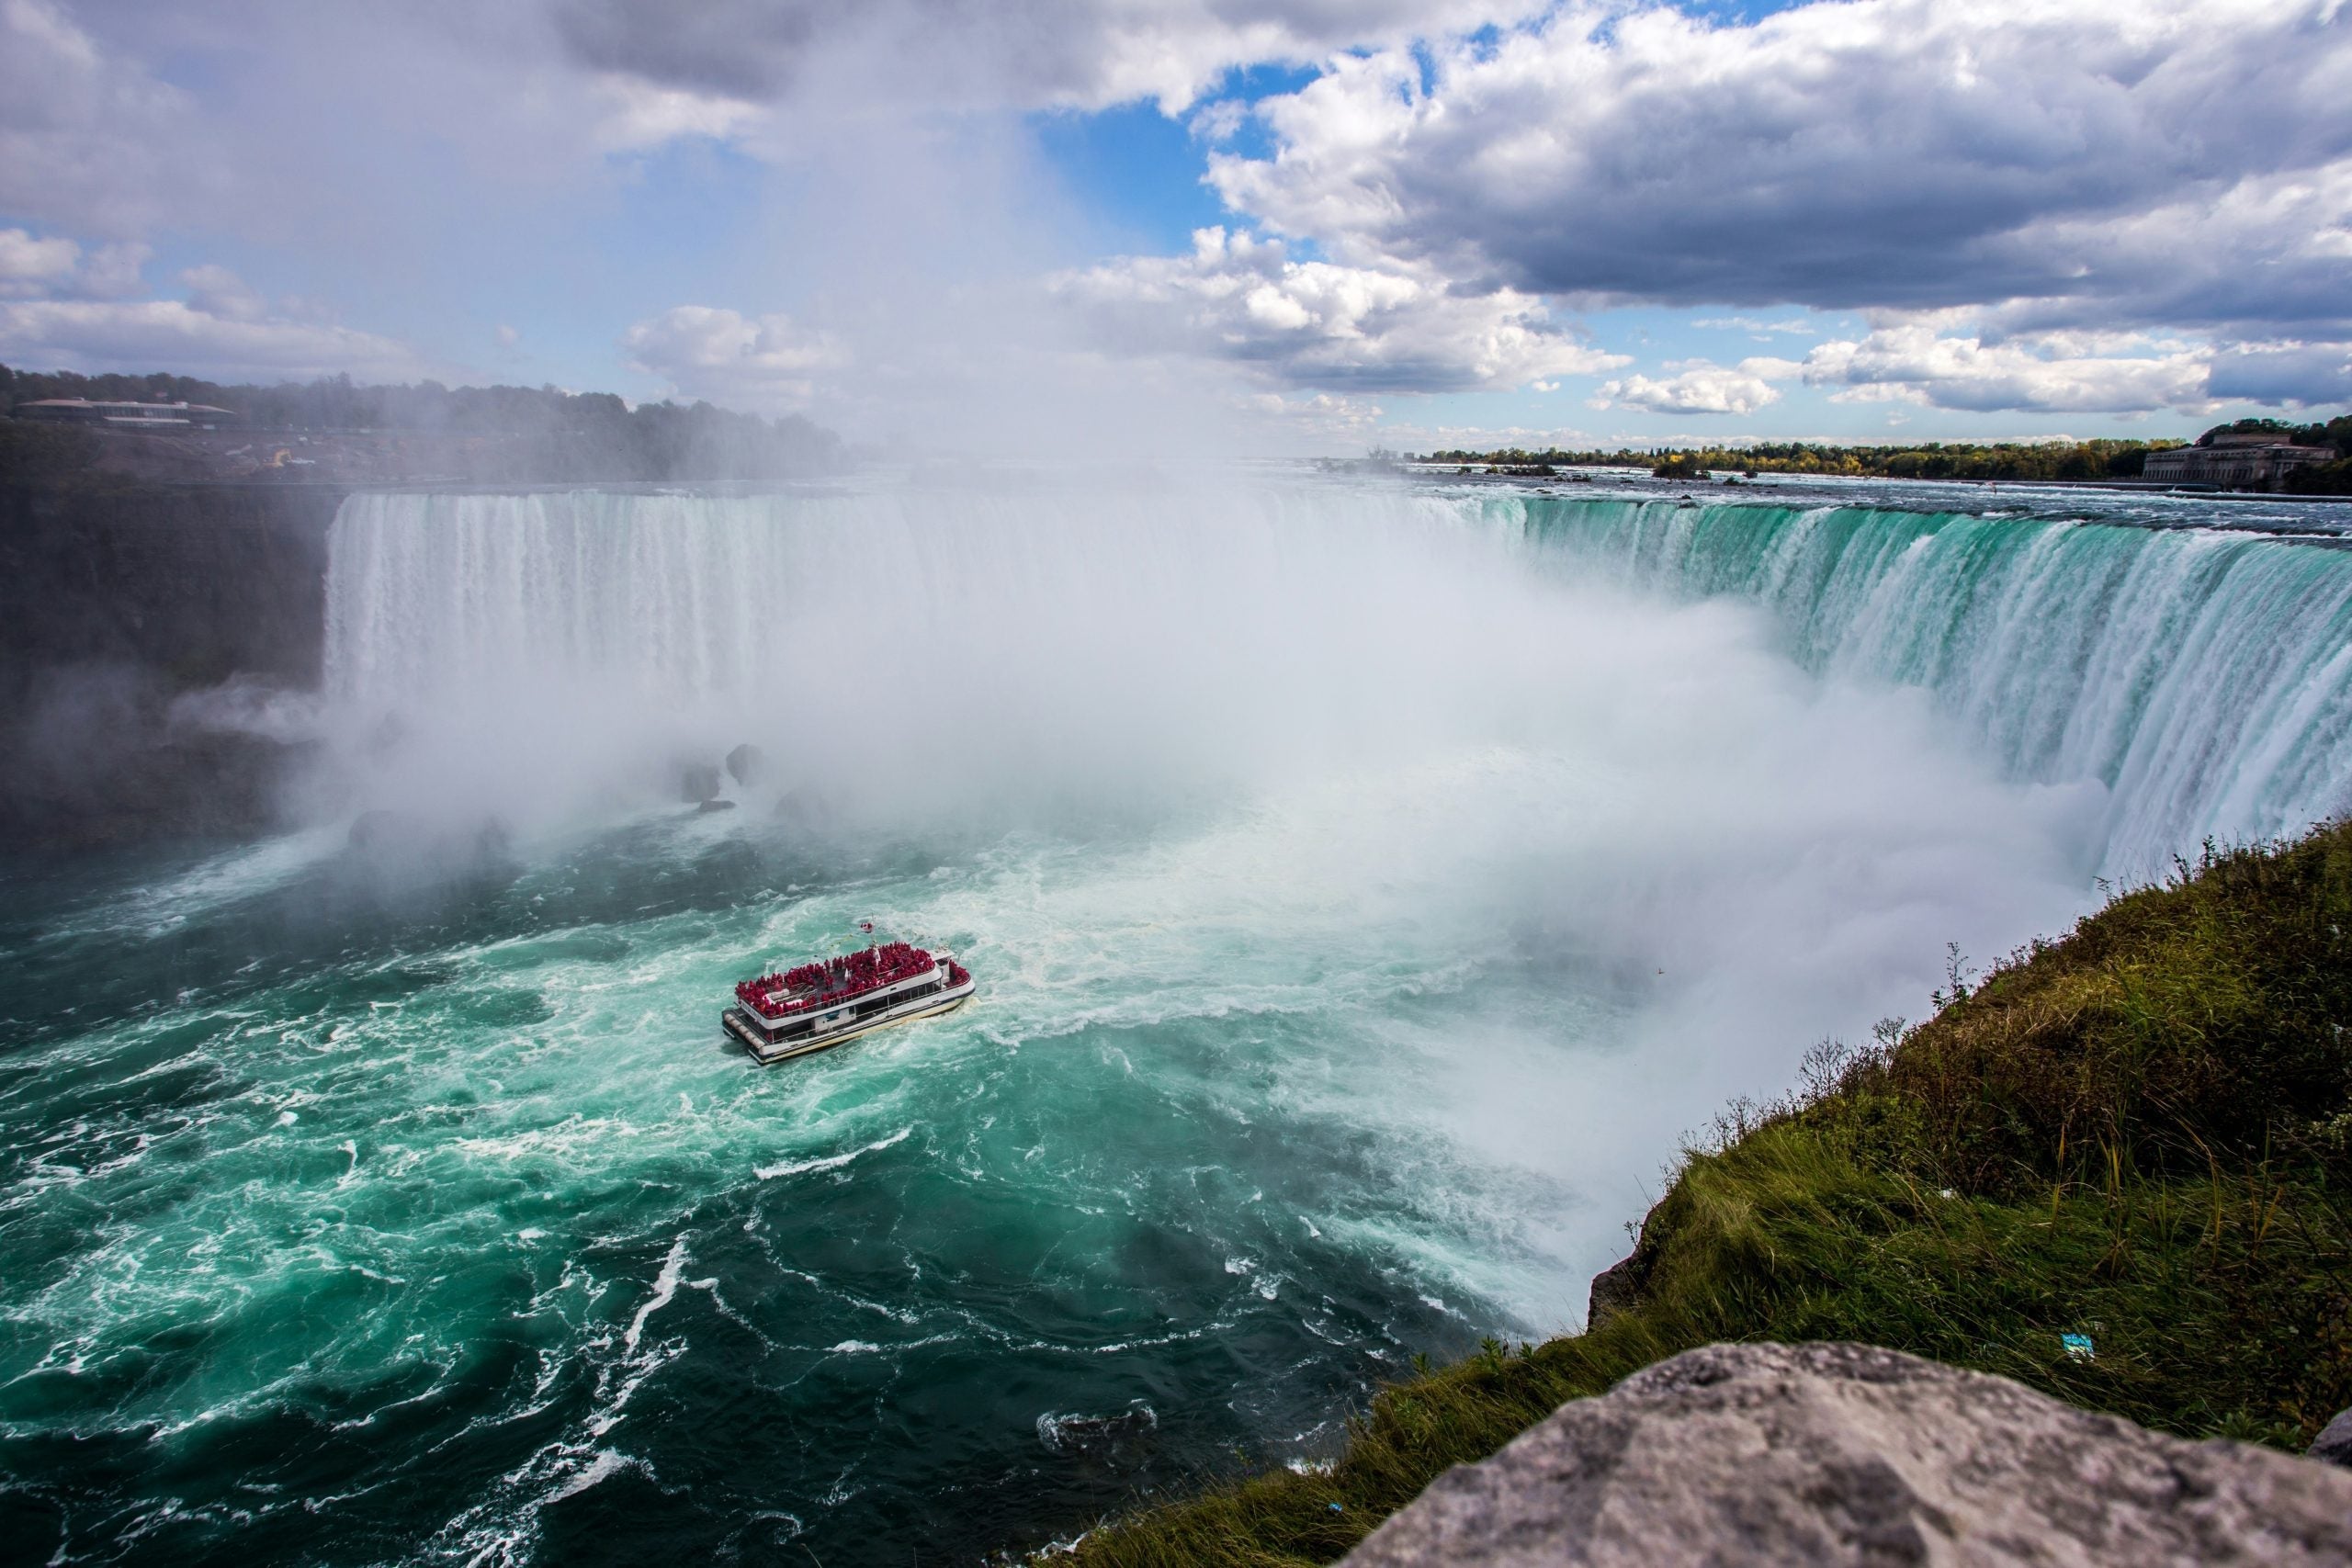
[{"left": 0, "top": 479, "right": 344, "bottom": 851}]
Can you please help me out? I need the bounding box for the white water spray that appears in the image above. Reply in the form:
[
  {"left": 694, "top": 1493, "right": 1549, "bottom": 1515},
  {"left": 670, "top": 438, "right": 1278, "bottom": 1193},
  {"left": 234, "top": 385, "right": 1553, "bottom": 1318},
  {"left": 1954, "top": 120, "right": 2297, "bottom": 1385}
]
[{"left": 316, "top": 475, "right": 2141, "bottom": 1308}]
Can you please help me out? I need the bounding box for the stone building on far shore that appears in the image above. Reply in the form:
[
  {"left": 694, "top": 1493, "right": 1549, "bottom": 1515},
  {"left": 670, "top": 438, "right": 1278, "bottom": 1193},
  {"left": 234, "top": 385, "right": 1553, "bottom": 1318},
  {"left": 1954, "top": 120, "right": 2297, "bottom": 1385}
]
[{"left": 2143, "top": 431, "right": 2335, "bottom": 490}]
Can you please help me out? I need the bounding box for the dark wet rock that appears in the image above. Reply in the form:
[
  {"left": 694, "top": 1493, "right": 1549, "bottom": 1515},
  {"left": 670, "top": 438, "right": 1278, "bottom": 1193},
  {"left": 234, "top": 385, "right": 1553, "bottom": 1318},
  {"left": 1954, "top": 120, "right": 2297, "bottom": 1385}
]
[
  {"left": 1341, "top": 1342, "right": 2352, "bottom": 1567},
  {"left": 695, "top": 797, "right": 738, "bottom": 814},
  {"left": 0, "top": 661, "right": 311, "bottom": 853},
  {"left": 1586, "top": 1204, "right": 1663, "bottom": 1330},
  {"left": 346, "top": 808, "right": 409, "bottom": 852},
  {"left": 725, "top": 742, "right": 766, "bottom": 786},
  {"left": 2311, "top": 1407, "right": 2352, "bottom": 1467},
  {"left": 775, "top": 784, "right": 833, "bottom": 828},
  {"left": 0, "top": 479, "right": 343, "bottom": 852},
  {"left": 679, "top": 762, "right": 722, "bottom": 803},
  {"left": 1584, "top": 1253, "right": 1649, "bottom": 1330}
]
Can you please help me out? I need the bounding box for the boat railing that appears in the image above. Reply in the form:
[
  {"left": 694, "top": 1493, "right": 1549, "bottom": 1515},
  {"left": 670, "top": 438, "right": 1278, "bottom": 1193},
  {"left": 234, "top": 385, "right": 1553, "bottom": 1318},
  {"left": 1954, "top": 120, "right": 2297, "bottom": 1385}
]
[{"left": 734, "top": 942, "right": 943, "bottom": 1021}]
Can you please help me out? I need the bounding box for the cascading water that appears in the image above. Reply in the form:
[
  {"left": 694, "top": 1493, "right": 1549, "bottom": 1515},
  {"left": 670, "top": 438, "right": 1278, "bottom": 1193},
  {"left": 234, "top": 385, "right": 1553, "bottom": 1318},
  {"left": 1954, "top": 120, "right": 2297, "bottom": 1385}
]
[
  {"left": 3, "top": 472, "right": 2345, "bottom": 1567},
  {"left": 1478, "top": 493, "right": 2352, "bottom": 876},
  {"left": 323, "top": 482, "right": 2352, "bottom": 877}
]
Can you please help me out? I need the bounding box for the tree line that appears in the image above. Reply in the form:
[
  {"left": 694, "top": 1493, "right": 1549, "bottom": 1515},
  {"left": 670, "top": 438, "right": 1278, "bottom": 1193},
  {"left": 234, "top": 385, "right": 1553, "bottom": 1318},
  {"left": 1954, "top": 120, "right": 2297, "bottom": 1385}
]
[
  {"left": 1424, "top": 417, "right": 2352, "bottom": 491},
  {"left": 0, "top": 364, "right": 845, "bottom": 482},
  {"left": 1426, "top": 438, "right": 2180, "bottom": 482}
]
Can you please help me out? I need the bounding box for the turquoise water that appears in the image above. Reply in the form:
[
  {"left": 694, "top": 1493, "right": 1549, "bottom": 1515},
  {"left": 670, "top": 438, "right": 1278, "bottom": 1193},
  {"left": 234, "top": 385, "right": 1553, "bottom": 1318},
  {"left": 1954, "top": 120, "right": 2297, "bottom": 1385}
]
[
  {"left": 4, "top": 474, "right": 2347, "bottom": 1563},
  {"left": 1490, "top": 489, "right": 2352, "bottom": 874}
]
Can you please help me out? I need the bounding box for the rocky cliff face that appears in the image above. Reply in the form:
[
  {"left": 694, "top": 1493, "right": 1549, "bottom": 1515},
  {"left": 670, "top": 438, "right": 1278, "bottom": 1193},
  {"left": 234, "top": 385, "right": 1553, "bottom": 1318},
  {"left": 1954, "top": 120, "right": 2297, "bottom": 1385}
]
[
  {"left": 1341, "top": 1342, "right": 2352, "bottom": 1567},
  {"left": 0, "top": 479, "right": 344, "bottom": 852}
]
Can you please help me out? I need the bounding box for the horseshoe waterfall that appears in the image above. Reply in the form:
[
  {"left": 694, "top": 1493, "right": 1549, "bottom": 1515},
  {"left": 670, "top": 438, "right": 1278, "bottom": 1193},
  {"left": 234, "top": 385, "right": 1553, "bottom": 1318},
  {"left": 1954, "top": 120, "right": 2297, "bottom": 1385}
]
[{"left": 5, "top": 475, "right": 2348, "bottom": 1566}]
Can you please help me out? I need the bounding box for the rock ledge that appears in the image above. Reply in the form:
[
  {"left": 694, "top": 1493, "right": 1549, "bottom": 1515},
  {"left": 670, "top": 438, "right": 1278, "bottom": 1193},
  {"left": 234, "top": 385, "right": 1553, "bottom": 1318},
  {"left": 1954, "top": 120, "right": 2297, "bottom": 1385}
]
[{"left": 1341, "top": 1342, "right": 2352, "bottom": 1566}]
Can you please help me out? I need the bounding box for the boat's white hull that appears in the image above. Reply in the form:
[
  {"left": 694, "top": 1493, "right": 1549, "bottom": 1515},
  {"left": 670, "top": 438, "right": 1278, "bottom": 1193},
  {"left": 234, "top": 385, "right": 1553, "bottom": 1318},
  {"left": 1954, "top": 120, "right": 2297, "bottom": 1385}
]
[{"left": 724, "top": 972, "right": 975, "bottom": 1064}]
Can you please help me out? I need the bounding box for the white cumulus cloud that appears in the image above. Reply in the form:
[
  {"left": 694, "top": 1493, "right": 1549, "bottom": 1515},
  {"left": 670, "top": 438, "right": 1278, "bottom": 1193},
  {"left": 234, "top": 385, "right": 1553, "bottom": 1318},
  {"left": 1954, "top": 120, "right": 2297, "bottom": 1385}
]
[
  {"left": 548, "top": 0, "right": 1548, "bottom": 115},
  {"left": 1, "top": 228, "right": 150, "bottom": 300},
  {"left": 0, "top": 0, "right": 215, "bottom": 236},
  {"left": 0, "top": 295, "right": 423, "bottom": 382},
  {"left": 1799, "top": 326, "right": 2216, "bottom": 413},
  {"left": 1057, "top": 227, "right": 1628, "bottom": 394},
  {"left": 622, "top": 305, "right": 848, "bottom": 411},
  {"left": 1204, "top": 0, "right": 2352, "bottom": 389},
  {"left": 1594, "top": 359, "right": 1794, "bottom": 416},
  {"left": 0, "top": 228, "right": 80, "bottom": 296}
]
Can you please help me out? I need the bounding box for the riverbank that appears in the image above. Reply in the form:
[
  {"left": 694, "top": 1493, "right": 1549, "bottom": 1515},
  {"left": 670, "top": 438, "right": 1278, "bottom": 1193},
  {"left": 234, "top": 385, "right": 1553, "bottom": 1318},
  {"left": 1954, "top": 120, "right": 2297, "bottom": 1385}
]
[{"left": 1056, "top": 821, "right": 2352, "bottom": 1563}]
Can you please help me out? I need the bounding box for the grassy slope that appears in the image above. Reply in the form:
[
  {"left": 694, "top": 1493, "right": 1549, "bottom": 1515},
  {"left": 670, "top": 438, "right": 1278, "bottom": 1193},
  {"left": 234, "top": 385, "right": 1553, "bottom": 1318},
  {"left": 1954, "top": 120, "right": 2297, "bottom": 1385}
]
[{"left": 1057, "top": 824, "right": 2352, "bottom": 1565}]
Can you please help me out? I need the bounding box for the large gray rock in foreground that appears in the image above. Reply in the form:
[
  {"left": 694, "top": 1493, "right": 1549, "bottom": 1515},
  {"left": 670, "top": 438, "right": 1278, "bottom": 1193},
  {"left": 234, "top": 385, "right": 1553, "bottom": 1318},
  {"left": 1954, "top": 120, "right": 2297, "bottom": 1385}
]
[
  {"left": 1342, "top": 1343, "right": 2352, "bottom": 1567},
  {"left": 2311, "top": 1406, "right": 2352, "bottom": 1467}
]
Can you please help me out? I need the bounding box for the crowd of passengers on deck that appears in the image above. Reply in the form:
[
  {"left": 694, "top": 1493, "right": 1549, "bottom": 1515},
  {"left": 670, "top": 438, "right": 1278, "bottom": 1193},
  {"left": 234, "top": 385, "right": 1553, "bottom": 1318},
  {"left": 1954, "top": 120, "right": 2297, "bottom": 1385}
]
[{"left": 735, "top": 942, "right": 935, "bottom": 1020}]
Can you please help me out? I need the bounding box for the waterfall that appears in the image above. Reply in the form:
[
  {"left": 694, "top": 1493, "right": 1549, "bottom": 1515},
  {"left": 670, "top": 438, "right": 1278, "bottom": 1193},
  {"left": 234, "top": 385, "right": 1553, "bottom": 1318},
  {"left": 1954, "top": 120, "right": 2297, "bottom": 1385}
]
[
  {"left": 1469, "top": 495, "right": 2352, "bottom": 875},
  {"left": 320, "top": 481, "right": 1517, "bottom": 829},
  {"left": 322, "top": 483, "right": 2352, "bottom": 876}
]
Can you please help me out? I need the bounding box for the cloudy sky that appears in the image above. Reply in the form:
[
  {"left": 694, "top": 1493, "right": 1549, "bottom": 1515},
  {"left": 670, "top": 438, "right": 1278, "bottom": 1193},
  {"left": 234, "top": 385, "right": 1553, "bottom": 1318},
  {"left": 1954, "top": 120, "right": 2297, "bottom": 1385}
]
[{"left": 2, "top": 0, "right": 2347, "bottom": 451}]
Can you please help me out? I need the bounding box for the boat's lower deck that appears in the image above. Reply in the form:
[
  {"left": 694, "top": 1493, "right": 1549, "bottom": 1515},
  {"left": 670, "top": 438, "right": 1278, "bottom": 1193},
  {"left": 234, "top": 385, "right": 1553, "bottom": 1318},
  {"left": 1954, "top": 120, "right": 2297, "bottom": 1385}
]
[{"left": 724, "top": 973, "right": 975, "bottom": 1064}]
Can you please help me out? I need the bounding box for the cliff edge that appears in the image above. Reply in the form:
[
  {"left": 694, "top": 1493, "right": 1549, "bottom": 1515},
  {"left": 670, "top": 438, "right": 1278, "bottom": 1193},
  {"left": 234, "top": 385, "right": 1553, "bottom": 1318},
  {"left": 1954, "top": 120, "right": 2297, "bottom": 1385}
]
[
  {"left": 1054, "top": 824, "right": 2352, "bottom": 1565},
  {"left": 0, "top": 475, "right": 342, "bottom": 851},
  {"left": 1342, "top": 1342, "right": 2352, "bottom": 1566}
]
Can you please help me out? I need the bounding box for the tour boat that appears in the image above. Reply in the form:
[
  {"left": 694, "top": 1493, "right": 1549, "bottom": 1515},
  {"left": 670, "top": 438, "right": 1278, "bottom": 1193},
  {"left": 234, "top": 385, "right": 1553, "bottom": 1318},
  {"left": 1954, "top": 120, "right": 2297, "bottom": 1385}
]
[{"left": 724, "top": 940, "right": 974, "bottom": 1064}]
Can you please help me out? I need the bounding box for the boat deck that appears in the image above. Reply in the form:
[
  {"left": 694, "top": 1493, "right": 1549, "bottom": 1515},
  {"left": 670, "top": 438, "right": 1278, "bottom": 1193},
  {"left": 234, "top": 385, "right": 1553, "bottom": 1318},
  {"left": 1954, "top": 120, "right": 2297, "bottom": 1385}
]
[{"left": 725, "top": 958, "right": 975, "bottom": 1064}]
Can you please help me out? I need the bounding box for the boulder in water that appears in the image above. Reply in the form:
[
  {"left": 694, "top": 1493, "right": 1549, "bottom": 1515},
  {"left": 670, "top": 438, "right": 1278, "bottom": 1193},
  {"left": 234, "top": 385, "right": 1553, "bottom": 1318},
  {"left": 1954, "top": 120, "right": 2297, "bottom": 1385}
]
[
  {"left": 725, "top": 742, "right": 766, "bottom": 787},
  {"left": 679, "top": 762, "right": 722, "bottom": 804},
  {"left": 1341, "top": 1342, "right": 2352, "bottom": 1566},
  {"left": 775, "top": 784, "right": 834, "bottom": 829},
  {"left": 345, "top": 807, "right": 410, "bottom": 853}
]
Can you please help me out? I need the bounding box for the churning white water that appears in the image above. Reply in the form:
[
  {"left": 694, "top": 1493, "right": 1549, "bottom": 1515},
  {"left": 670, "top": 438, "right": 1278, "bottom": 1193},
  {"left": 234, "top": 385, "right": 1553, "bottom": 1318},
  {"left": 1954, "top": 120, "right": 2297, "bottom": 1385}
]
[
  {"left": 13, "top": 470, "right": 2347, "bottom": 1565},
  {"left": 316, "top": 472, "right": 2136, "bottom": 1294}
]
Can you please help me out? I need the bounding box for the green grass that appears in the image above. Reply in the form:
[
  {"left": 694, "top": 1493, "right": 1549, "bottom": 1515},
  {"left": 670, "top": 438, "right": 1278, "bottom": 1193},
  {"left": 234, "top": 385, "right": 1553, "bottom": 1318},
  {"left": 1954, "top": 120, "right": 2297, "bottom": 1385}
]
[{"left": 1051, "top": 826, "right": 2352, "bottom": 1564}]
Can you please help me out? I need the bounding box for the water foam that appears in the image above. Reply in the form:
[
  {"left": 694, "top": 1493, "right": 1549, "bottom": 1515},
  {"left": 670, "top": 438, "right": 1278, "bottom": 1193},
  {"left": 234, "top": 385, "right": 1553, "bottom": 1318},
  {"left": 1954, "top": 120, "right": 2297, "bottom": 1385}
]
[
  {"left": 318, "top": 479, "right": 2352, "bottom": 878},
  {"left": 9, "top": 472, "right": 2346, "bottom": 1565},
  {"left": 1488, "top": 492, "right": 2352, "bottom": 874}
]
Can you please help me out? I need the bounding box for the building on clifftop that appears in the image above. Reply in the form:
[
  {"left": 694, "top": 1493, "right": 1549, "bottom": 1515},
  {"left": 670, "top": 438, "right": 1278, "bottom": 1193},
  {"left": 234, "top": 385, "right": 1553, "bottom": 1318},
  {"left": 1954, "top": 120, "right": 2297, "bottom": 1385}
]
[
  {"left": 2143, "top": 431, "right": 2334, "bottom": 491},
  {"left": 14, "top": 398, "right": 240, "bottom": 429}
]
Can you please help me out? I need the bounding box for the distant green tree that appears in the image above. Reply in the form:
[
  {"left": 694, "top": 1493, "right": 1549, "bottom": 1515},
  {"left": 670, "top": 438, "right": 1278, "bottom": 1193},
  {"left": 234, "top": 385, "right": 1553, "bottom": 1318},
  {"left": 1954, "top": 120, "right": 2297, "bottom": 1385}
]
[
  {"left": 2197, "top": 417, "right": 2299, "bottom": 446},
  {"left": 1424, "top": 436, "right": 2190, "bottom": 484},
  {"left": 2283, "top": 457, "right": 2352, "bottom": 495},
  {"left": 1651, "top": 451, "right": 1711, "bottom": 479},
  {"left": 0, "top": 362, "right": 845, "bottom": 480}
]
